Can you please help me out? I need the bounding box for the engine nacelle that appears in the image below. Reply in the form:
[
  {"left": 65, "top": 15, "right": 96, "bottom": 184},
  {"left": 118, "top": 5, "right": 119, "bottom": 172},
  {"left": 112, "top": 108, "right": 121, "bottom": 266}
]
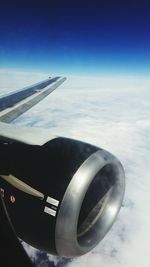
[{"left": 0, "top": 137, "right": 125, "bottom": 257}]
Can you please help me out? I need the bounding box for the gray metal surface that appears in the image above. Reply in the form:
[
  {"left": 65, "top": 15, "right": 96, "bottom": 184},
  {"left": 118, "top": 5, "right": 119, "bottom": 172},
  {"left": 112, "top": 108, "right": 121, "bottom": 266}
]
[
  {"left": 0, "top": 77, "right": 66, "bottom": 123},
  {"left": 55, "top": 149, "right": 125, "bottom": 257},
  {"left": 0, "top": 77, "right": 60, "bottom": 112}
]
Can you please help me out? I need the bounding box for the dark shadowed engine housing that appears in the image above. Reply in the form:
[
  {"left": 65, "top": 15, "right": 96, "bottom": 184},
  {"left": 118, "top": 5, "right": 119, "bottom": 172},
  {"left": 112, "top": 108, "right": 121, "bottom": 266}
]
[{"left": 0, "top": 137, "right": 125, "bottom": 257}]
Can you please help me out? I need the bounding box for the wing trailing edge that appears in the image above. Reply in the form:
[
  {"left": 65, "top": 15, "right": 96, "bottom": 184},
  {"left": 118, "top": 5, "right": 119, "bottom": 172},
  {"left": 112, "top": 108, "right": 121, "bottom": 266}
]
[{"left": 0, "top": 76, "right": 66, "bottom": 123}]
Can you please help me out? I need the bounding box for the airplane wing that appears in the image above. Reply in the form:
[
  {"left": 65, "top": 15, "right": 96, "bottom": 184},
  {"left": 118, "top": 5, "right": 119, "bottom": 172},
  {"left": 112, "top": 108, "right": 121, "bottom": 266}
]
[
  {"left": 0, "top": 76, "right": 66, "bottom": 123},
  {"left": 0, "top": 74, "right": 125, "bottom": 265},
  {"left": 0, "top": 75, "right": 67, "bottom": 266}
]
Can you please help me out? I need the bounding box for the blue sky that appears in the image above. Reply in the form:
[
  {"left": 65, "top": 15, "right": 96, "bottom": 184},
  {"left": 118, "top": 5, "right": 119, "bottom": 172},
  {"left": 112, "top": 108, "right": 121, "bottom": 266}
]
[{"left": 0, "top": 1, "right": 150, "bottom": 77}]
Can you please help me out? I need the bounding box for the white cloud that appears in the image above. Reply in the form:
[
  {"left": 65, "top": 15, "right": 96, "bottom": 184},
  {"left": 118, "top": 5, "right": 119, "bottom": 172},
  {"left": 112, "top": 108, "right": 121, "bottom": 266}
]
[
  {"left": 1, "top": 68, "right": 150, "bottom": 266},
  {"left": 22, "top": 242, "right": 39, "bottom": 262}
]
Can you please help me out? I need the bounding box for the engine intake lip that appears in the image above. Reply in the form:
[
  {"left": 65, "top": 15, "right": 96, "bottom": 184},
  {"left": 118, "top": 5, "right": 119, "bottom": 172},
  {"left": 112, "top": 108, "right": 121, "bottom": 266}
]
[{"left": 55, "top": 149, "right": 125, "bottom": 257}]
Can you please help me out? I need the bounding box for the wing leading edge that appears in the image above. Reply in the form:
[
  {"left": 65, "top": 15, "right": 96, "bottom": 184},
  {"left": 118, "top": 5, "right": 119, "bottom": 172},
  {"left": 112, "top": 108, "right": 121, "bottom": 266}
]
[{"left": 0, "top": 76, "right": 66, "bottom": 123}]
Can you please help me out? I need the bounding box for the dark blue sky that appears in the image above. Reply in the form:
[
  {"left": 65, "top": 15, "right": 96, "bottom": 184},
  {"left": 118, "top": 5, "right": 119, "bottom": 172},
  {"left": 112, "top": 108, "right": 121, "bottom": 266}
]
[{"left": 0, "top": 1, "right": 150, "bottom": 76}]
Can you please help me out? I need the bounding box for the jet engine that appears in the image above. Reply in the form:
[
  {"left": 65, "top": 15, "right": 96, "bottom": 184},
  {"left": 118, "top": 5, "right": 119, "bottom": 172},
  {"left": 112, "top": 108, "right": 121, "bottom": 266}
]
[{"left": 0, "top": 134, "right": 125, "bottom": 257}]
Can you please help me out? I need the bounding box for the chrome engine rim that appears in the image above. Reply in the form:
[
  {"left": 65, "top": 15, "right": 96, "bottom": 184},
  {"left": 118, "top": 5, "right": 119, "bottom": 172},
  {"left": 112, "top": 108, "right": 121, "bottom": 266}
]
[{"left": 55, "top": 149, "right": 125, "bottom": 257}]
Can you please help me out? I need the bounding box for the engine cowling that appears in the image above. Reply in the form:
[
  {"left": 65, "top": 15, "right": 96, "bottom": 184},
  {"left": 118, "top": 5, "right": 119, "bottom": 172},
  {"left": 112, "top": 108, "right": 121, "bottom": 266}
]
[{"left": 0, "top": 137, "right": 125, "bottom": 257}]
